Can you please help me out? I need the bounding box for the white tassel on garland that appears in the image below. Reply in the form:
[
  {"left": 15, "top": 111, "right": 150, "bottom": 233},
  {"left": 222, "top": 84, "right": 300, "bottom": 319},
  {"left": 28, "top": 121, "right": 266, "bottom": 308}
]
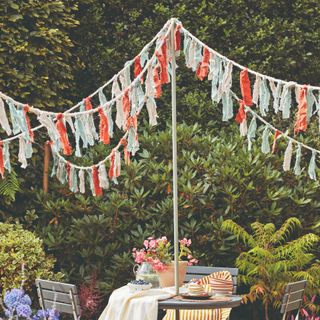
[
  {"left": 79, "top": 169, "right": 86, "bottom": 194},
  {"left": 98, "top": 163, "right": 109, "bottom": 190},
  {"left": 239, "top": 118, "right": 248, "bottom": 136},
  {"left": 0, "top": 98, "right": 12, "bottom": 135},
  {"left": 283, "top": 140, "right": 293, "bottom": 171},
  {"left": 308, "top": 150, "right": 317, "bottom": 180},
  {"left": 18, "top": 136, "right": 27, "bottom": 168},
  {"left": 252, "top": 75, "right": 261, "bottom": 105},
  {"left": 113, "top": 77, "right": 124, "bottom": 129}
]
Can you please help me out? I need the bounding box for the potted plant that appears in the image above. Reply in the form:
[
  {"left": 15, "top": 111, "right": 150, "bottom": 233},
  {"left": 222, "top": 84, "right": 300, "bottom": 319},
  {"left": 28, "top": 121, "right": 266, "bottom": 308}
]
[{"left": 132, "top": 236, "right": 198, "bottom": 287}]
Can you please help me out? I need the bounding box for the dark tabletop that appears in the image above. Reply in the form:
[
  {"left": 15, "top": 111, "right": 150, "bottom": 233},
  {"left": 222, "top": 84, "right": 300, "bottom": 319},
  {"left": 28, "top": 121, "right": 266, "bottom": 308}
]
[{"left": 158, "top": 295, "right": 242, "bottom": 310}]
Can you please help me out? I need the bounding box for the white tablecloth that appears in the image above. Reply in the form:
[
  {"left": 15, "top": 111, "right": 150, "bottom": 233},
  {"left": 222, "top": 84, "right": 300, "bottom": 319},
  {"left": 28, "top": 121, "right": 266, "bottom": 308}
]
[{"left": 98, "top": 286, "right": 174, "bottom": 320}]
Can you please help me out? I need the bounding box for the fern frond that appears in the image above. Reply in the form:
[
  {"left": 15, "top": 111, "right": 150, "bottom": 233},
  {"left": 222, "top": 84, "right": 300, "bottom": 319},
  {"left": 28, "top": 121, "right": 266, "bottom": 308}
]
[
  {"left": 222, "top": 219, "right": 255, "bottom": 247},
  {"left": 0, "top": 171, "right": 20, "bottom": 202},
  {"left": 270, "top": 217, "right": 301, "bottom": 245}
]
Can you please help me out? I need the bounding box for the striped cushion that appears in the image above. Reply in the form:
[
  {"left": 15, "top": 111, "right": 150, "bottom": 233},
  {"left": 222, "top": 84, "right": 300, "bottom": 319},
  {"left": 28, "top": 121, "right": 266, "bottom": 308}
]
[{"left": 163, "top": 271, "right": 233, "bottom": 320}]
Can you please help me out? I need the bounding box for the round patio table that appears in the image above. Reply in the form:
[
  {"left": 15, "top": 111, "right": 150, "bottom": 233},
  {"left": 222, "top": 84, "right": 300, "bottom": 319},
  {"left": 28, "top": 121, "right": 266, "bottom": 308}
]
[{"left": 158, "top": 295, "right": 242, "bottom": 318}]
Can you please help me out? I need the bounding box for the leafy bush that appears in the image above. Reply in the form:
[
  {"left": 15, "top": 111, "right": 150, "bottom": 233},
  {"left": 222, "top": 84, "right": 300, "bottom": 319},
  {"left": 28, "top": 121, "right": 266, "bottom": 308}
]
[
  {"left": 0, "top": 223, "right": 63, "bottom": 293},
  {"left": 222, "top": 218, "right": 320, "bottom": 320}
]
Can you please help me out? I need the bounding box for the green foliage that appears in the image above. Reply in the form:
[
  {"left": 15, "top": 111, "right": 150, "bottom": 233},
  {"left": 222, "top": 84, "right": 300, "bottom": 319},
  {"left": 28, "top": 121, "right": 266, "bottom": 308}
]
[
  {"left": 0, "top": 223, "right": 63, "bottom": 293},
  {"left": 0, "top": 171, "right": 20, "bottom": 204},
  {"left": 0, "top": 0, "right": 80, "bottom": 108},
  {"left": 222, "top": 218, "right": 320, "bottom": 320}
]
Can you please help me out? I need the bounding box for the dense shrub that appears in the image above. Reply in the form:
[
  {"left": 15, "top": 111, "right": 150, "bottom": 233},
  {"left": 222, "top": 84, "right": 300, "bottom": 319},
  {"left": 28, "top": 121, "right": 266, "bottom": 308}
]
[{"left": 0, "top": 223, "right": 63, "bottom": 293}]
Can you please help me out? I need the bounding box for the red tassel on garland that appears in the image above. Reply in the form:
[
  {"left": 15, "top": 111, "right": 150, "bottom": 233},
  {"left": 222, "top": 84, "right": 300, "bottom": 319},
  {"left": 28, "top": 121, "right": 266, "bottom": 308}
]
[
  {"left": 23, "top": 105, "right": 34, "bottom": 141},
  {"left": 153, "top": 65, "right": 162, "bottom": 98},
  {"left": 98, "top": 107, "right": 110, "bottom": 144},
  {"left": 156, "top": 41, "right": 169, "bottom": 84},
  {"left": 294, "top": 85, "right": 308, "bottom": 134},
  {"left": 121, "top": 138, "right": 131, "bottom": 165},
  {"left": 122, "top": 89, "right": 131, "bottom": 122},
  {"left": 92, "top": 165, "right": 103, "bottom": 196},
  {"left": 174, "top": 25, "right": 181, "bottom": 53},
  {"left": 84, "top": 97, "right": 93, "bottom": 110},
  {"left": 56, "top": 113, "right": 72, "bottom": 156},
  {"left": 272, "top": 130, "right": 282, "bottom": 153},
  {"left": 108, "top": 151, "right": 115, "bottom": 180},
  {"left": 196, "top": 47, "right": 210, "bottom": 81},
  {"left": 240, "top": 68, "right": 253, "bottom": 106},
  {"left": 125, "top": 115, "right": 138, "bottom": 131},
  {"left": 0, "top": 142, "right": 4, "bottom": 178},
  {"left": 134, "top": 56, "right": 144, "bottom": 83},
  {"left": 235, "top": 100, "right": 246, "bottom": 123}
]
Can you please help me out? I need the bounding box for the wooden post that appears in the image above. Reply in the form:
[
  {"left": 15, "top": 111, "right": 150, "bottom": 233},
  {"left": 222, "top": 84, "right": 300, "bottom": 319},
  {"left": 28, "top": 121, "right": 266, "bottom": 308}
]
[{"left": 43, "top": 141, "right": 50, "bottom": 193}]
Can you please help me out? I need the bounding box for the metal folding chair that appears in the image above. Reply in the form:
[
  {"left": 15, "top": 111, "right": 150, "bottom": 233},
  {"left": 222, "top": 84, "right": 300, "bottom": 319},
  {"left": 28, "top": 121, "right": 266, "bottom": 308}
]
[
  {"left": 280, "top": 280, "right": 307, "bottom": 320},
  {"left": 36, "top": 279, "right": 81, "bottom": 320}
]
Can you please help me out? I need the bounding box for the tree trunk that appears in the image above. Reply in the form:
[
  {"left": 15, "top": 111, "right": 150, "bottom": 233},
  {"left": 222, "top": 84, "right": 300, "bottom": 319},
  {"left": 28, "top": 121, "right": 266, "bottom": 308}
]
[{"left": 265, "top": 300, "right": 269, "bottom": 320}]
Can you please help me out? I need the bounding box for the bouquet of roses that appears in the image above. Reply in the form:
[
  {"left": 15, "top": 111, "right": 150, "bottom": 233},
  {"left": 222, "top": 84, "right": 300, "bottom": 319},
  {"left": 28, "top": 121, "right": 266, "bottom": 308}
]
[{"left": 132, "top": 236, "right": 198, "bottom": 272}]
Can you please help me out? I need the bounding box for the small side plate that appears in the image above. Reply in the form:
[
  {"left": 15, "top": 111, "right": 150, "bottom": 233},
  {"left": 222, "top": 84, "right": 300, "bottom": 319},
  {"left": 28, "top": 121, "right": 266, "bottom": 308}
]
[{"left": 180, "top": 293, "right": 213, "bottom": 300}]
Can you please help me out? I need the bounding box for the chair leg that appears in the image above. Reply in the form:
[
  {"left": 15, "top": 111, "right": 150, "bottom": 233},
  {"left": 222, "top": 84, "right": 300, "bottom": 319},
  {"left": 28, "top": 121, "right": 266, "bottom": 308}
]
[
  {"left": 69, "top": 290, "right": 79, "bottom": 320},
  {"left": 175, "top": 309, "right": 179, "bottom": 320}
]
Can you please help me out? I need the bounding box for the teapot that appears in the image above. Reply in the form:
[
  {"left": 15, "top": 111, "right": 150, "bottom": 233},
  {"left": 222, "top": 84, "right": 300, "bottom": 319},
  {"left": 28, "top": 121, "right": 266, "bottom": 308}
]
[{"left": 133, "top": 262, "right": 159, "bottom": 288}]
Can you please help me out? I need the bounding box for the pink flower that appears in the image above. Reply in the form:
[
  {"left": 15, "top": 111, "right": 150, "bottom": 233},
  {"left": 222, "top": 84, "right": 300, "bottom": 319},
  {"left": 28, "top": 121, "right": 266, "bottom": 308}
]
[
  {"left": 180, "top": 238, "right": 192, "bottom": 247},
  {"left": 149, "top": 239, "right": 157, "bottom": 248},
  {"left": 134, "top": 250, "right": 146, "bottom": 263},
  {"left": 151, "top": 259, "right": 167, "bottom": 272},
  {"left": 143, "top": 240, "right": 149, "bottom": 249}
]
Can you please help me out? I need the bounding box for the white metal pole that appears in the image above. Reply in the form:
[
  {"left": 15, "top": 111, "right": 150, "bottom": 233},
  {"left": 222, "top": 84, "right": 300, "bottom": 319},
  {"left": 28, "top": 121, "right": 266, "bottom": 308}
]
[{"left": 170, "top": 19, "right": 180, "bottom": 296}]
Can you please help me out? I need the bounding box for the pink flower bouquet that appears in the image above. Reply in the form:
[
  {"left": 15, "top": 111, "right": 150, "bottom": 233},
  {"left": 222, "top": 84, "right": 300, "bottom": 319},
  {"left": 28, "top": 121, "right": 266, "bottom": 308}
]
[{"left": 132, "top": 236, "right": 198, "bottom": 272}]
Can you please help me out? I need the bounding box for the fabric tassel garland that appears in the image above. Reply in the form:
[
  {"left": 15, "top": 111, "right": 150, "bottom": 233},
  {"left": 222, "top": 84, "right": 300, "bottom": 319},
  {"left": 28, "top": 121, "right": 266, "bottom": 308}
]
[
  {"left": 235, "top": 100, "right": 246, "bottom": 124},
  {"left": 221, "top": 91, "right": 233, "bottom": 121},
  {"left": 108, "top": 150, "right": 121, "bottom": 183},
  {"left": 98, "top": 107, "right": 110, "bottom": 144},
  {"left": 294, "top": 86, "right": 308, "bottom": 134},
  {"left": 235, "top": 100, "right": 247, "bottom": 136},
  {"left": 280, "top": 82, "right": 295, "bottom": 119},
  {"left": 69, "top": 166, "right": 78, "bottom": 193},
  {"left": 0, "top": 98, "right": 12, "bottom": 135},
  {"left": 121, "top": 138, "right": 131, "bottom": 165},
  {"left": 239, "top": 68, "right": 253, "bottom": 106},
  {"left": 113, "top": 78, "right": 125, "bottom": 130},
  {"left": 210, "top": 56, "right": 222, "bottom": 102},
  {"left": 308, "top": 150, "right": 317, "bottom": 180},
  {"left": 74, "top": 117, "right": 86, "bottom": 157},
  {"left": 294, "top": 144, "right": 302, "bottom": 176},
  {"left": 98, "top": 163, "right": 109, "bottom": 189},
  {"left": 8, "top": 100, "right": 21, "bottom": 135},
  {"left": 23, "top": 105, "right": 34, "bottom": 141},
  {"left": 79, "top": 169, "right": 86, "bottom": 194},
  {"left": 134, "top": 56, "right": 144, "bottom": 83},
  {"left": 56, "top": 113, "right": 72, "bottom": 156},
  {"left": 269, "top": 80, "right": 282, "bottom": 113},
  {"left": 99, "top": 88, "right": 114, "bottom": 137},
  {"left": 56, "top": 160, "right": 67, "bottom": 184},
  {"left": 146, "top": 96, "right": 158, "bottom": 126},
  {"left": 252, "top": 76, "right": 261, "bottom": 105},
  {"left": 156, "top": 41, "right": 169, "bottom": 84},
  {"left": 153, "top": 65, "right": 162, "bottom": 98},
  {"left": 0, "top": 142, "right": 4, "bottom": 178},
  {"left": 247, "top": 116, "right": 257, "bottom": 151},
  {"left": 3, "top": 142, "right": 11, "bottom": 173},
  {"left": 183, "top": 35, "right": 191, "bottom": 67},
  {"left": 283, "top": 140, "right": 293, "bottom": 171},
  {"left": 306, "top": 88, "right": 314, "bottom": 122},
  {"left": 18, "top": 136, "right": 28, "bottom": 168},
  {"left": 82, "top": 99, "right": 98, "bottom": 141},
  {"left": 192, "top": 43, "right": 203, "bottom": 72},
  {"left": 259, "top": 78, "right": 270, "bottom": 116},
  {"left": 122, "top": 89, "right": 131, "bottom": 123},
  {"left": 261, "top": 126, "right": 270, "bottom": 154},
  {"left": 174, "top": 24, "right": 181, "bottom": 55},
  {"left": 196, "top": 46, "right": 210, "bottom": 81},
  {"left": 92, "top": 165, "right": 103, "bottom": 196},
  {"left": 272, "top": 130, "right": 282, "bottom": 153}
]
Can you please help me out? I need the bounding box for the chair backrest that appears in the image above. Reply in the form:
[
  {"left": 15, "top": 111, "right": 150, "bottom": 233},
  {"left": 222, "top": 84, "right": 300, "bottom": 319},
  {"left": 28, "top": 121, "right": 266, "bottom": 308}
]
[
  {"left": 280, "top": 280, "right": 307, "bottom": 314},
  {"left": 36, "top": 279, "right": 81, "bottom": 319},
  {"left": 184, "top": 266, "right": 239, "bottom": 294}
]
